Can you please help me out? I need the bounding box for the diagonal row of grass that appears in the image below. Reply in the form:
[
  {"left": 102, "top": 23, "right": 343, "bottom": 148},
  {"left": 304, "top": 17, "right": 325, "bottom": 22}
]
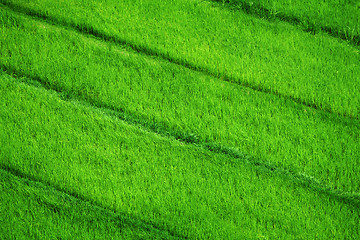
[
  {"left": 1, "top": 0, "right": 359, "bottom": 118},
  {"left": 1, "top": 72, "right": 360, "bottom": 239},
  {"left": 3, "top": 71, "right": 360, "bottom": 209},
  {"left": 213, "top": 0, "right": 360, "bottom": 45},
  {"left": 0, "top": 169, "right": 179, "bottom": 240},
  {"left": 1, "top": 8, "right": 359, "bottom": 193}
]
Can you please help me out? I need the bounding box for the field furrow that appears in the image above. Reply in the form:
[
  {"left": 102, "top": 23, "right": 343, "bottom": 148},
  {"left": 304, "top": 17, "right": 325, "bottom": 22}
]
[
  {"left": 1, "top": 8, "right": 359, "bottom": 193},
  {"left": 1, "top": 72, "right": 359, "bottom": 239},
  {"left": 213, "top": 0, "right": 360, "bottom": 46},
  {"left": 0, "top": 169, "right": 180, "bottom": 239},
  {"left": 1, "top": 1, "right": 359, "bottom": 238},
  {"left": 1, "top": 0, "right": 359, "bottom": 118}
]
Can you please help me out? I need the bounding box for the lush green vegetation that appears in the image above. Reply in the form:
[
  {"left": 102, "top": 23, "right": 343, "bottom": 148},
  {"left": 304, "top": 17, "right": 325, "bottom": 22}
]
[
  {"left": 216, "top": 0, "right": 360, "bottom": 44},
  {"left": 1, "top": 0, "right": 359, "bottom": 118},
  {"left": 1, "top": 0, "right": 359, "bottom": 238},
  {"left": 1, "top": 8, "right": 360, "bottom": 193},
  {"left": 1, "top": 73, "right": 359, "bottom": 239},
  {"left": 0, "top": 169, "right": 175, "bottom": 239}
]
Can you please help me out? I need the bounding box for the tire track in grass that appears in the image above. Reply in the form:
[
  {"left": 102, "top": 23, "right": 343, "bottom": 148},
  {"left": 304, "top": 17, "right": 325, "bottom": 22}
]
[
  {"left": 1, "top": 1, "right": 358, "bottom": 120},
  {"left": 210, "top": 0, "right": 360, "bottom": 47},
  {"left": 3, "top": 70, "right": 360, "bottom": 210},
  {"left": 0, "top": 167, "right": 185, "bottom": 240}
]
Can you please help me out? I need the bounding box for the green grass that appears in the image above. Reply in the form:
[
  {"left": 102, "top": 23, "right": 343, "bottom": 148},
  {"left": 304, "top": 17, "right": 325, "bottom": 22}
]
[
  {"left": 0, "top": 169, "right": 176, "bottom": 239},
  {"left": 1, "top": 72, "right": 359, "bottom": 239},
  {"left": 1, "top": 8, "right": 359, "bottom": 193},
  {"left": 1, "top": 0, "right": 359, "bottom": 238},
  {"left": 1, "top": 0, "right": 359, "bottom": 118},
  {"left": 216, "top": 0, "right": 360, "bottom": 44}
]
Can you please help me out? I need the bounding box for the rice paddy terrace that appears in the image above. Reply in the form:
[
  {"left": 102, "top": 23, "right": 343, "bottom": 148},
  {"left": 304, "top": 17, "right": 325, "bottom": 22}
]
[{"left": 0, "top": 0, "right": 359, "bottom": 239}]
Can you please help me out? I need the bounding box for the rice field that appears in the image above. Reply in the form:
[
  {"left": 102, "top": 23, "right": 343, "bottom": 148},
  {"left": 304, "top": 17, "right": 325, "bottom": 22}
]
[{"left": 1, "top": 0, "right": 359, "bottom": 239}]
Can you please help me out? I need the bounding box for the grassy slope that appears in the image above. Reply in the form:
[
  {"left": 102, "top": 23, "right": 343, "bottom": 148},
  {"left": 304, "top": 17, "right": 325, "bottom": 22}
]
[
  {"left": 1, "top": 72, "right": 359, "bottom": 239},
  {"left": 1, "top": 8, "right": 359, "bottom": 193},
  {"left": 1, "top": 0, "right": 359, "bottom": 118},
  {"left": 217, "top": 0, "right": 360, "bottom": 44},
  {"left": 0, "top": 169, "right": 176, "bottom": 240}
]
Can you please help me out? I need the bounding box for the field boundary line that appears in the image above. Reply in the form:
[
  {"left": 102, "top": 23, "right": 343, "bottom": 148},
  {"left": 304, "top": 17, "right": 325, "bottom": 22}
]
[
  {"left": 210, "top": 0, "right": 360, "bottom": 47},
  {"left": 3, "top": 69, "right": 360, "bottom": 210},
  {"left": 0, "top": 165, "right": 187, "bottom": 240},
  {"left": 1, "top": 1, "right": 358, "bottom": 120}
]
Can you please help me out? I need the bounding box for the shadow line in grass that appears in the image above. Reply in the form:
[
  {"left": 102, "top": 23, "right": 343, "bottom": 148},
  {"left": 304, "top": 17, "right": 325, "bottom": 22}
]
[
  {"left": 209, "top": 0, "right": 360, "bottom": 47},
  {"left": 0, "top": 166, "right": 186, "bottom": 240},
  {"left": 2, "top": 69, "right": 360, "bottom": 210},
  {"left": 1, "top": 1, "right": 357, "bottom": 120},
  {"left": 203, "top": 143, "right": 360, "bottom": 209}
]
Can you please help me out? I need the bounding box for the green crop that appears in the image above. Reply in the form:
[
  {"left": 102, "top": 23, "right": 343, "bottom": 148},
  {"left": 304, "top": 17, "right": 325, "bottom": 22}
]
[
  {"left": 1, "top": 73, "right": 359, "bottom": 239},
  {"left": 1, "top": 0, "right": 359, "bottom": 238},
  {"left": 1, "top": 8, "right": 359, "bottom": 193},
  {"left": 215, "top": 0, "right": 360, "bottom": 45},
  {"left": 1, "top": 0, "right": 359, "bottom": 117},
  {"left": 0, "top": 169, "right": 175, "bottom": 239}
]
